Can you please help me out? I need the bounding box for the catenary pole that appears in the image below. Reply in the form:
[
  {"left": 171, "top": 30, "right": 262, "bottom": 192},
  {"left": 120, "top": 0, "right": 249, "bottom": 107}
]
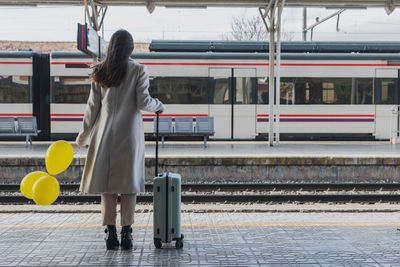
[
  {"left": 268, "top": 2, "right": 277, "bottom": 146},
  {"left": 259, "top": 0, "right": 280, "bottom": 146},
  {"left": 302, "top": 8, "right": 307, "bottom": 41},
  {"left": 275, "top": 0, "right": 285, "bottom": 144}
]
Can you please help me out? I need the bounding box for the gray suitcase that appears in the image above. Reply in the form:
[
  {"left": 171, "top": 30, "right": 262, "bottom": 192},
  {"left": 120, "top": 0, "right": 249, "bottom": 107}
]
[{"left": 153, "top": 112, "right": 184, "bottom": 249}]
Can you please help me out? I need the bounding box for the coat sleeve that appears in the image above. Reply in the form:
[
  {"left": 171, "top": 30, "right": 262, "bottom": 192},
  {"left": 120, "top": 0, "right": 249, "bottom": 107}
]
[
  {"left": 75, "top": 82, "right": 101, "bottom": 146},
  {"left": 136, "top": 65, "right": 165, "bottom": 113}
]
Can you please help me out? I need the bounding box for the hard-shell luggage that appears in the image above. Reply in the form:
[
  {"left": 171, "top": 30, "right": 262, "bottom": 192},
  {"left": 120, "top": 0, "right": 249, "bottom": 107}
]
[{"left": 153, "top": 112, "right": 184, "bottom": 249}]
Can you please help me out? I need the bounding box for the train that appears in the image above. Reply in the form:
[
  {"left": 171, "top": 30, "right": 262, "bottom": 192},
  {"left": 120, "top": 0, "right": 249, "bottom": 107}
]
[{"left": 1, "top": 41, "right": 400, "bottom": 141}]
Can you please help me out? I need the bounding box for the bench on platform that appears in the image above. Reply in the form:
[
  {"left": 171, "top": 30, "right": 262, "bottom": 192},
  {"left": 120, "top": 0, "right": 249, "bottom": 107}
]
[
  {"left": 0, "top": 116, "right": 40, "bottom": 145},
  {"left": 153, "top": 116, "right": 215, "bottom": 147}
]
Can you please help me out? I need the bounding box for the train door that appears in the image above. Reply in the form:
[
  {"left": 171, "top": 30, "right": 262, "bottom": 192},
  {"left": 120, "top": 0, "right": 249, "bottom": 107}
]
[
  {"left": 209, "top": 68, "right": 257, "bottom": 139},
  {"left": 374, "top": 68, "right": 399, "bottom": 139},
  {"left": 233, "top": 68, "right": 257, "bottom": 139},
  {"left": 209, "top": 68, "right": 231, "bottom": 139}
]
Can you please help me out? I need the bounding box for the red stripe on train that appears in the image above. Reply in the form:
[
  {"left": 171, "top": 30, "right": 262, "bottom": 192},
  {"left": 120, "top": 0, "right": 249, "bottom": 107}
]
[
  {"left": 258, "top": 118, "right": 374, "bottom": 122},
  {"left": 141, "top": 62, "right": 269, "bottom": 66},
  {"left": 49, "top": 114, "right": 375, "bottom": 118},
  {"left": 141, "top": 62, "right": 391, "bottom": 67},
  {"left": 0, "top": 62, "right": 32, "bottom": 64},
  {"left": 142, "top": 114, "right": 208, "bottom": 117},
  {"left": 51, "top": 118, "right": 375, "bottom": 123},
  {"left": 257, "top": 114, "right": 375, "bottom": 118},
  {"left": 0, "top": 113, "right": 33, "bottom": 116},
  {"left": 47, "top": 62, "right": 400, "bottom": 67},
  {"left": 50, "top": 114, "right": 208, "bottom": 117},
  {"left": 51, "top": 62, "right": 92, "bottom": 65},
  {"left": 51, "top": 114, "right": 84, "bottom": 116},
  {"left": 281, "top": 63, "right": 393, "bottom": 67}
]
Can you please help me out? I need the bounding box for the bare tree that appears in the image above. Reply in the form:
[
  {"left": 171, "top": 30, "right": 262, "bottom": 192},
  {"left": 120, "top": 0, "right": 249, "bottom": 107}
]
[
  {"left": 222, "top": 15, "right": 268, "bottom": 41},
  {"left": 222, "top": 14, "right": 294, "bottom": 41}
]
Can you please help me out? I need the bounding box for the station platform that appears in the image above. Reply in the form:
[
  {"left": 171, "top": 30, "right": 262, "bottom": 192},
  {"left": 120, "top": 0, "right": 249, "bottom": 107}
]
[
  {"left": 1, "top": 210, "right": 400, "bottom": 266},
  {"left": 0, "top": 142, "right": 400, "bottom": 183},
  {"left": 2, "top": 141, "right": 400, "bottom": 183},
  {"left": 2, "top": 141, "right": 400, "bottom": 158}
]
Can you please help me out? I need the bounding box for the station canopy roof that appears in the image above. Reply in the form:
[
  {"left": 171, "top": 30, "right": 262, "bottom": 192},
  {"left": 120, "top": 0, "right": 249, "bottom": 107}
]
[{"left": 0, "top": 0, "right": 397, "bottom": 9}]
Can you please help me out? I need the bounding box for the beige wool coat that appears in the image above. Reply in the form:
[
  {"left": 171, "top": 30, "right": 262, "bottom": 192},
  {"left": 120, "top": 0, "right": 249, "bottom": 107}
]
[{"left": 76, "top": 60, "right": 165, "bottom": 194}]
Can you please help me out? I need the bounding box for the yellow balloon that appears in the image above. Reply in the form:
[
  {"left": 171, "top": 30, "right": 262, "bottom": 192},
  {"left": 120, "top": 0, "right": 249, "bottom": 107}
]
[
  {"left": 45, "top": 140, "right": 74, "bottom": 175},
  {"left": 32, "top": 175, "right": 60, "bottom": 206},
  {"left": 20, "top": 171, "right": 48, "bottom": 199}
]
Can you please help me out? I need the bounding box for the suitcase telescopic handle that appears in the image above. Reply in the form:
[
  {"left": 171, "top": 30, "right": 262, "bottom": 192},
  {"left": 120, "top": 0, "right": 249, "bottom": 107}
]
[{"left": 155, "top": 111, "right": 160, "bottom": 177}]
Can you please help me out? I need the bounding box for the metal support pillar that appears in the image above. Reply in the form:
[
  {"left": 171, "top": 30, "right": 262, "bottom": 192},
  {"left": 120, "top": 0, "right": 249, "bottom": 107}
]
[
  {"left": 302, "top": 8, "right": 307, "bottom": 41},
  {"left": 83, "top": 0, "right": 155, "bottom": 33},
  {"left": 275, "top": 0, "right": 285, "bottom": 144},
  {"left": 267, "top": 7, "right": 275, "bottom": 147},
  {"left": 84, "top": 0, "right": 108, "bottom": 32},
  {"left": 259, "top": 0, "right": 285, "bottom": 146},
  {"left": 83, "top": 0, "right": 108, "bottom": 62}
]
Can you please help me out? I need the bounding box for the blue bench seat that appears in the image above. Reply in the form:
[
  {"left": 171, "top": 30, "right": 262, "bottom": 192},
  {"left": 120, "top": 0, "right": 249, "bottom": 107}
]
[{"left": 152, "top": 116, "right": 215, "bottom": 147}]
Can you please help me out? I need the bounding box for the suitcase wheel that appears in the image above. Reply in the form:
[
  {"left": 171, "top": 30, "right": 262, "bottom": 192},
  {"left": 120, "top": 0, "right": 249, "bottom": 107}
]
[
  {"left": 175, "top": 239, "right": 183, "bottom": 249},
  {"left": 154, "top": 239, "right": 162, "bottom": 249}
]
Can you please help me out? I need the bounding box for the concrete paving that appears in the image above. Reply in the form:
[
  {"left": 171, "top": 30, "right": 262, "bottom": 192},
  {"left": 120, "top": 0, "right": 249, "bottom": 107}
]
[{"left": 1, "top": 211, "right": 400, "bottom": 266}]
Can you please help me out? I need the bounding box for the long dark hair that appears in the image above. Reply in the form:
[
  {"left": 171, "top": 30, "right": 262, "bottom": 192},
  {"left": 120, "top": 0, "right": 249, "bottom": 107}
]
[{"left": 91, "top": 29, "right": 134, "bottom": 88}]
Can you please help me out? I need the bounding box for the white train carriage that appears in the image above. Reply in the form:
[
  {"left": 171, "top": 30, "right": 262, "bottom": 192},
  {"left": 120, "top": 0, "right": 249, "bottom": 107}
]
[
  {"left": 0, "top": 52, "right": 35, "bottom": 130},
  {"left": 49, "top": 45, "right": 400, "bottom": 141},
  {"left": 0, "top": 52, "right": 52, "bottom": 140},
  {"left": 1, "top": 42, "right": 399, "bottom": 141},
  {"left": 50, "top": 53, "right": 92, "bottom": 139}
]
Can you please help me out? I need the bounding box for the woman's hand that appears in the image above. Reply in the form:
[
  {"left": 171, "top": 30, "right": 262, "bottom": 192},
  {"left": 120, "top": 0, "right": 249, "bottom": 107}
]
[
  {"left": 76, "top": 143, "right": 85, "bottom": 149},
  {"left": 158, "top": 104, "right": 166, "bottom": 114}
]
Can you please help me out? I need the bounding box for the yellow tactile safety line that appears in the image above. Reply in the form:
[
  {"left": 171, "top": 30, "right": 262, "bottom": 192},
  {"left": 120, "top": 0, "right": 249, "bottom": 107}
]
[{"left": 0, "top": 222, "right": 400, "bottom": 228}]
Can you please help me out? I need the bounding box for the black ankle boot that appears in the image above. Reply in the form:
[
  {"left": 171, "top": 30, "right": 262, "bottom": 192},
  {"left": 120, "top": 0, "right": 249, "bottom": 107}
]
[
  {"left": 121, "top": 225, "right": 133, "bottom": 250},
  {"left": 104, "top": 225, "right": 119, "bottom": 250}
]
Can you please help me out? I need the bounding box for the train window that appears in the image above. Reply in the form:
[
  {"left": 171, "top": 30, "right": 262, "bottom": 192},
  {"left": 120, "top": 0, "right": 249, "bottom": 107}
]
[
  {"left": 353, "top": 78, "right": 373, "bottom": 104},
  {"left": 292, "top": 78, "right": 307, "bottom": 104},
  {"left": 235, "top": 77, "right": 254, "bottom": 104},
  {"left": 294, "top": 78, "right": 352, "bottom": 104},
  {"left": 52, "top": 77, "right": 91, "bottom": 103},
  {"left": 213, "top": 78, "right": 230, "bottom": 104},
  {"left": 330, "top": 79, "right": 351, "bottom": 104},
  {"left": 257, "top": 78, "right": 268, "bottom": 104},
  {"left": 280, "top": 79, "right": 295, "bottom": 104},
  {"left": 380, "top": 78, "right": 396, "bottom": 104},
  {"left": 304, "top": 79, "right": 322, "bottom": 104},
  {"left": 322, "top": 82, "right": 335, "bottom": 104},
  {"left": 0, "top": 75, "right": 30, "bottom": 103},
  {"left": 149, "top": 77, "right": 209, "bottom": 104},
  {"left": 258, "top": 78, "right": 294, "bottom": 104},
  {"left": 259, "top": 78, "right": 372, "bottom": 105}
]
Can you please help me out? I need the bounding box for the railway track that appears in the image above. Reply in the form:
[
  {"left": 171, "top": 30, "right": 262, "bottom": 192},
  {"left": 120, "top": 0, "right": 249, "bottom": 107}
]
[{"left": 1, "top": 183, "right": 400, "bottom": 204}]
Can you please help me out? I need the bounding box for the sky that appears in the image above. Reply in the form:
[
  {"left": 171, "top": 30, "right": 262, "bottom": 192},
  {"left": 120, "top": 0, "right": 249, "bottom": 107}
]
[{"left": 0, "top": 5, "right": 400, "bottom": 42}]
